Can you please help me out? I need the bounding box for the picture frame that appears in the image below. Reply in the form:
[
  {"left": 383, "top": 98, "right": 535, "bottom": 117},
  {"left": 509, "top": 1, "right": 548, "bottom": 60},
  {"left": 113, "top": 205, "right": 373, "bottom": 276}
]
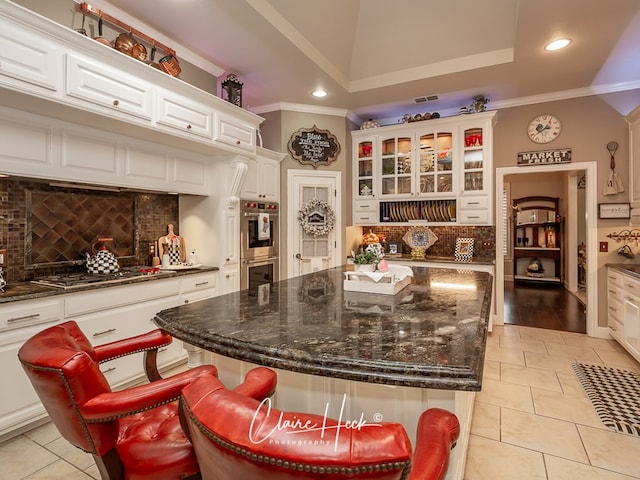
[
  {"left": 455, "top": 238, "right": 475, "bottom": 262},
  {"left": 598, "top": 203, "right": 630, "bottom": 219},
  {"left": 387, "top": 242, "right": 401, "bottom": 256}
]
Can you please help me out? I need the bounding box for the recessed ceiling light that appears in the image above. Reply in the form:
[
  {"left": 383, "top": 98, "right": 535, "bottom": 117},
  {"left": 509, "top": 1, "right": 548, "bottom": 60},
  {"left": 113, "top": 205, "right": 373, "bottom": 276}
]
[
  {"left": 545, "top": 38, "right": 571, "bottom": 51},
  {"left": 312, "top": 89, "right": 327, "bottom": 98}
]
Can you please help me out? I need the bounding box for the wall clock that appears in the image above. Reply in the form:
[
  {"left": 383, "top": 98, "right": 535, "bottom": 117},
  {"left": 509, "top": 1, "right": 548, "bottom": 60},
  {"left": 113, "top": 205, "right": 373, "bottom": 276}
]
[{"left": 527, "top": 114, "right": 561, "bottom": 144}]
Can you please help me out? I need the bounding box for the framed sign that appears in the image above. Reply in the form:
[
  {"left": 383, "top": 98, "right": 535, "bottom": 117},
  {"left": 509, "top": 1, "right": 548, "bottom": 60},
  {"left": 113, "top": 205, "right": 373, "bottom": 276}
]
[
  {"left": 517, "top": 148, "right": 572, "bottom": 166},
  {"left": 287, "top": 125, "right": 341, "bottom": 168},
  {"left": 599, "top": 203, "right": 631, "bottom": 219}
]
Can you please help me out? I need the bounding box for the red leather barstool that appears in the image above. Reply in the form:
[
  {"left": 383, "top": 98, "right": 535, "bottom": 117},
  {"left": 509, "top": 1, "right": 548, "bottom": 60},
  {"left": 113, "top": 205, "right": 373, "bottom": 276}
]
[
  {"left": 18, "top": 320, "right": 270, "bottom": 480},
  {"left": 180, "top": 372, "right": 460, "bottom": 480}
]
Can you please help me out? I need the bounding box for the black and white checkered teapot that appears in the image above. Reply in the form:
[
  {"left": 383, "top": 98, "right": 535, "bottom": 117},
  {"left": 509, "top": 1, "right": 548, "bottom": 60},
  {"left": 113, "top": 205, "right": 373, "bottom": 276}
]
[{"left": 86, "top": 241, "right": 120, "bottom": 274}]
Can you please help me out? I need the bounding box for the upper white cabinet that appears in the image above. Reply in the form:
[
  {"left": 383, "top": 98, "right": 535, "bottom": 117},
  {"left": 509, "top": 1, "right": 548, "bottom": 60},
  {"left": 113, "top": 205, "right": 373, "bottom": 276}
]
[
  {"left": 241, "top": 147, "right": 284, "bottom": 202},
  {"left": 65, "top": 53, "right": 153, "bottom": 122},
  {"left": 0, "top": 18, "right": 61, "bottom": 96},
  {"left": 0, "top": 1, "right": 263, "bottom": 158},
  {"left": 351, "top": 111, "right": 496, "bottom": 225},
  {"left": 214, "top": 112, "right": 256, "bottom": 153},
  {"left": 156, "top": 88, "right": 214, "bottom": 140}
]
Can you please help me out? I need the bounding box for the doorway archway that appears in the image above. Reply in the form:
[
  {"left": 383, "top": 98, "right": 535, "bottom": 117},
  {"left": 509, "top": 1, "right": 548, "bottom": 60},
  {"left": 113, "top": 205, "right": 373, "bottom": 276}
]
[{"left": 495, "top": 161, "right": 599, "bottom": 337}]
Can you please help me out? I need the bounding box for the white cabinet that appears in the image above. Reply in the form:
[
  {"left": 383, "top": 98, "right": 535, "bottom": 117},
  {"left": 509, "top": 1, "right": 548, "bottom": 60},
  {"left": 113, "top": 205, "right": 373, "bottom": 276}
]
[
  {"left": 214, "top": 112, "right": 256, "bottom": 154},
  {"left": 156, "top": 88, "right": 214, "bottom": 140},
  {"left": 181, "top": 272, "right": 217, "bottom": 304},
  {"left": 0, "top": 297, "right": 64, "bottom": 439},
  {"left": 350, "top": 111, "right": 496, "bottom": 226},
  {"left": 65, "top": 279, "right": 183, "bottom": 386},
  {"left": 65, "top": 53, "right": 153, "bottom": 122},
  {"left": 607, "top": 269, "right": 624, "bottom": 342},
  {"left": 219, "top": 267, "right": 240, "bottom": 295},
  {"left": 241, "top": 148, "right": 283, "bottom": 202},
  {"left": 607, "top": 267, "right": 640, "bottom": 362},
  {"left": 0, "top": 18, "right": 61, "bottom": 96}
]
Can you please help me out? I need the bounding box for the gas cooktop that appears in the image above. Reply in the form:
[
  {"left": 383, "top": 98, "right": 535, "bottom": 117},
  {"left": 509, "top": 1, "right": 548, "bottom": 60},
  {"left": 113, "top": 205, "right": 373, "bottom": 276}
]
[{"left": 31, "top": 267, "right": 176, "bottom": 289}]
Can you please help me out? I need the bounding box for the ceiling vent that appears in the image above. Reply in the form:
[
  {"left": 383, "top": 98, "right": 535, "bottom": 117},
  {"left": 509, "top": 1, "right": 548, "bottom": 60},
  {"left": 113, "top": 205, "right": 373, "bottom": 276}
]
[{"left": 414, "top": 94, "right": 439, "bottom": 104}]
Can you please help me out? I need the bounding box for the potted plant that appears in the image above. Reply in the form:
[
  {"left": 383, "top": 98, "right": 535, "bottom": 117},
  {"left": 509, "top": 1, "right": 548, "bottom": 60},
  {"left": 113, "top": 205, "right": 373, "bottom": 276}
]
[{"left": 353, "top": 251, "right": 379, "bottom": 272}]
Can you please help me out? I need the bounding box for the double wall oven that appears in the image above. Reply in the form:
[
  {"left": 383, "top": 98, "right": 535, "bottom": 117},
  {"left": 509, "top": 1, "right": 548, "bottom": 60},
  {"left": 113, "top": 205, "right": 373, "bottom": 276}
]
[{"left": 240, "top": 200, "right": 279, "bottom": 290}]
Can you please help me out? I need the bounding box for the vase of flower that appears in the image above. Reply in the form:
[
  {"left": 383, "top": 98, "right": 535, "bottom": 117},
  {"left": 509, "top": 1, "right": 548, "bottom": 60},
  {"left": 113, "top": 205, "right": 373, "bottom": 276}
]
[{"left": 353, "top": 251, "right": 379, "bottom": 272}]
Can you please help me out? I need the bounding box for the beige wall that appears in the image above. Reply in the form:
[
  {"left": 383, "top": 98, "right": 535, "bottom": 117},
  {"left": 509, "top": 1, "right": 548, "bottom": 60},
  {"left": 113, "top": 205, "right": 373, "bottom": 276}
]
[
  {"left": 495, "top": 95, "right": 633, "bottom": 329},
  {"left": 260, "top": 111, "right": 350, "bottom": 275}
]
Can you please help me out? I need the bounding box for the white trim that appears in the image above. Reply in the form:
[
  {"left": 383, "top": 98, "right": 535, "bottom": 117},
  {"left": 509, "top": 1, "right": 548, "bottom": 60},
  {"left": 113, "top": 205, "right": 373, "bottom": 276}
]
[
  {"left": 495, "top": 161, "right": 599, "bottom": 337},
  {"left": 252, "top": 102, "right": 349, "bottom": 118}
]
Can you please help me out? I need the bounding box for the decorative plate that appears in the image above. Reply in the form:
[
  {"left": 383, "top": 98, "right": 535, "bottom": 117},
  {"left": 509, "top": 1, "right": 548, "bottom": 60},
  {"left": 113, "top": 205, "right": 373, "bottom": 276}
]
[{"left": 402, "top": 226, "right": 438, "bottom": 250}]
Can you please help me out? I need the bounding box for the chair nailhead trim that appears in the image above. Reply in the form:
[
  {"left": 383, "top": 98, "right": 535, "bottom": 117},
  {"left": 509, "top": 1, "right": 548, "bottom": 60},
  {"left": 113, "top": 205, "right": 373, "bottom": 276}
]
[{"left": 184, "top": 403, "right": 411, "bottom": 477}]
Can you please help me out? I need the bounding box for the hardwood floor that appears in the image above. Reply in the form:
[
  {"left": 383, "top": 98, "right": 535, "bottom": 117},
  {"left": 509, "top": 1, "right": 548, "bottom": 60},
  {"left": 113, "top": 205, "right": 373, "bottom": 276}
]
[{"left": 503, "top": 281, "right": 587, "bottom": 333}]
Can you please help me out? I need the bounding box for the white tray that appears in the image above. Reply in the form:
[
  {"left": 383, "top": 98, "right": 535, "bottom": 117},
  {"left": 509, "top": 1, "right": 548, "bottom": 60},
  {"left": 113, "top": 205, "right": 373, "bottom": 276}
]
[{"left": 343, "top": 271, "right": 412, "bottom": 295}]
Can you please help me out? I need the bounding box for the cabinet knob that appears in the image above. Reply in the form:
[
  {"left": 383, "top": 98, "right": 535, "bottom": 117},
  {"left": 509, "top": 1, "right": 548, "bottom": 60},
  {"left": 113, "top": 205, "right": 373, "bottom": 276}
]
[
  {"left": 184, "top": 299, "right": 190, "bottom": 304},
  {"left": 113, "top": 99, "right": 120, "bottom": 106},
  {"left": 226, "top": 257, "right": 230, "bottom": 262},
  {"left": 186, "top": 124, "right": 192, "bottom": 130},
  {"left": 225, "top": 274, "right": 230, "bottom": 278},
  {"left": 236, "top": 140, "right": 241, "bottom": 145}
]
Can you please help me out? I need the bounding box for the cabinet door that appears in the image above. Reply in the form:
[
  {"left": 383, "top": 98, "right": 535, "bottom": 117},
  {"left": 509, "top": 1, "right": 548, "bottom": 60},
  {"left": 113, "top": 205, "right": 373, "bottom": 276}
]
[
  {"left": 416, "top": 130, "right": 454, "bottom": 196},
  {"left": 628, "top": 106, "right": 640, "bottom": 208},
  {"left": 623, "top": 293, "right": 640, "bottom": 360},
  {"left": 156, "top": 88, "right": 213, "bottom": 139},
  {"left": 65, "top": 53, "right": 153, "bottom": 121},
  {"left": 219, "top": 267, "right": 240, "bottom": 295},
  {"left": 222, "top": 211, "right": 240, "bottom": 265},
  {"left": 0, "top": 21, "right": 60, "bottom": 95},
  {"left": 461, "top": 126, "right": 488, "bottom": 195},
  {"left": 380, "top": 135, "right": 413, "bottom": 196},
  {"left": 214, "top": 112, "right": 256, "bottom": 153},
  {"left": 171, "top": 152, "right": 209, "bottom": 195},
  {"left": 240, "top": 156, "right": 259, "bottom": 199},
  {"left": 260, "top": 157, "right": 280, "bottom": 201},
  {"left": 354, "top": 137, "right": 375, "bottom": 198}
]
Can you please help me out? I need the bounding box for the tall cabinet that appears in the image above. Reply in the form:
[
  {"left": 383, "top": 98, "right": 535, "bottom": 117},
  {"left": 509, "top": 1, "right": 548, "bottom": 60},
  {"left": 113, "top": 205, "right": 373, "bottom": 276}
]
[
  {"left": 352, "top": 111, "right": 496, "bottom": 226},
  {"left": 512, "top": 197, "right": 563, "bottom": 284}
]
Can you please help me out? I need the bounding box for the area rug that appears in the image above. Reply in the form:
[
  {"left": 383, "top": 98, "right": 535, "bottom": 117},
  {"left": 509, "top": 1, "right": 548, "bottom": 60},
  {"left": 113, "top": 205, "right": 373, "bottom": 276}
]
[{"left": 573, "top": 362, "right": 640, "bottom": 436}]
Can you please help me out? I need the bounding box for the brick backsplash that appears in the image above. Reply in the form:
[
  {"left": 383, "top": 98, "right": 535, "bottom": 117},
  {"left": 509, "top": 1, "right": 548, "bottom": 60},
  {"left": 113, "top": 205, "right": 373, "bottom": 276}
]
[
  {"left": 0, "top": 178, "right": 179, "bottom": 283},
  {"left": 362, "top": 225, "right": 496, "bottom": 258}
]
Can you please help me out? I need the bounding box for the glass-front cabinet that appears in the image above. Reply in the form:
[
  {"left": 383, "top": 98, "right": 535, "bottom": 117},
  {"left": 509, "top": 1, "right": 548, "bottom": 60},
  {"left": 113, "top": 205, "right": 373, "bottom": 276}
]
[
  {"left": 351, "top": 111, "right": 496, "bottom": 225},
  {"left": 355, "top": 137, "right": 375, "bottom": 198},
  {"left": 417, "top": 130, "right": 453, "bottom": 195},
  {"left": 380, "top": 135, "right": 412, "bottom": 196},
  {"left": 461, "top": 126, "right": 486, "bottom": 194}
]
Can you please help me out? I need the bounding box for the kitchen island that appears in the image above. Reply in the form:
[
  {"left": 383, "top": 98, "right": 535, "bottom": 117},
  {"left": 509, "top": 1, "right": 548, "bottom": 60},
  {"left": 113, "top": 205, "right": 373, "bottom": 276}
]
[{"left": 154, "top": 265, "right": 492, "bottom": 480}]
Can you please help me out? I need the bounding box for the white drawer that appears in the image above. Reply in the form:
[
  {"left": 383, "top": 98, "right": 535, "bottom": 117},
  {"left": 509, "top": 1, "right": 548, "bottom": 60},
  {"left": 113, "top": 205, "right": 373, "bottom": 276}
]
[
  {"left": 354, "top": 200, "right": 378, "bottom": 212},
  {"left": 0, "top": 297, "right": 63, "bottom": 332},
  {"left": 608, "top": 295, "right": 624, "bottom": 325},
  {"left": 65, "top": 279, "right": 180, "bottom": 317},
  {"left": 354, "top": 211, "right": 378, "bottom": 224},
  {"left": 181, "top": 273, "right": 216, "bottom": 294},
  {"left": 458, "top": 196, "right": 488, "bottom": 210},
  {"left": 214, "top": 113, "right": 255, "bottom": 153},
  {"left": 457, "top": 210, "right": 489, "bottom": 224},
  {"left": 621, "top": 273, "right": 640, "bottom": 295}
]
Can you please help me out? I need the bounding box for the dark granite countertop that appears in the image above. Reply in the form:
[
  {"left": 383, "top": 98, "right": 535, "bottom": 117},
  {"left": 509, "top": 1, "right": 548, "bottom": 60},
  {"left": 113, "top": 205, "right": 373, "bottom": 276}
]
[
  {"left": 0, "top": 266, "right": 219, "bottom": 304},
  {"left": 153, "top": 265, "right": 493, "bottom": 391}
]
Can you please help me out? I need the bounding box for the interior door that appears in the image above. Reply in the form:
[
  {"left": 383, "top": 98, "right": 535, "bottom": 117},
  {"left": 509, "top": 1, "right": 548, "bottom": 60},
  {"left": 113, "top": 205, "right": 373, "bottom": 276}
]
[{"left": 287, "top": 170, "right": 341, "bottom": 278}]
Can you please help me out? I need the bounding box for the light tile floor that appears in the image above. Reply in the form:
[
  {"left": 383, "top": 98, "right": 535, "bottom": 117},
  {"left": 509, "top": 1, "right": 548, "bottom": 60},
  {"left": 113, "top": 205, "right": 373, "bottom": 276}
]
[{"left": 2, "top": 325, "right": 640, "bottom": 479}]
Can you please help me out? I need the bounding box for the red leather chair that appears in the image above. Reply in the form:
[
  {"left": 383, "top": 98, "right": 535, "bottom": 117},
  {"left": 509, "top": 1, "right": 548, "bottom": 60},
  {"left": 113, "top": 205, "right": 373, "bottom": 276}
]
[
  {"left": 17, "top": 320, "right": 276, "bottom": 480},
  {"left": 180, "top": 372, "right": 460, "bottom": 480}
]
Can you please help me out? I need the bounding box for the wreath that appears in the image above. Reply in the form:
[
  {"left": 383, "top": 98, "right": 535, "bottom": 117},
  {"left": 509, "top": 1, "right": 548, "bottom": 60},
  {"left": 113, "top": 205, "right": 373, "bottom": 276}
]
[{"left": 297, "top": 198, "right": 336, "bottom": 237}]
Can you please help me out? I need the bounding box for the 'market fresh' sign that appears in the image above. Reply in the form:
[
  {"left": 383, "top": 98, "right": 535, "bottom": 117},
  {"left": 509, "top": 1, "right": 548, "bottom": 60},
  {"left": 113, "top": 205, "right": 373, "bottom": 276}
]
[{"left": 517, "top": 148, "right": 572, "bottom": 166}]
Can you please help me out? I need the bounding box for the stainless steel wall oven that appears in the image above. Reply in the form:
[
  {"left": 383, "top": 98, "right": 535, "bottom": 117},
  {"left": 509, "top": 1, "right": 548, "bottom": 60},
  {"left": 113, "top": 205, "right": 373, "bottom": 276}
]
[{"left": 240, "top": 200, "right": 279, "bottom": 290}]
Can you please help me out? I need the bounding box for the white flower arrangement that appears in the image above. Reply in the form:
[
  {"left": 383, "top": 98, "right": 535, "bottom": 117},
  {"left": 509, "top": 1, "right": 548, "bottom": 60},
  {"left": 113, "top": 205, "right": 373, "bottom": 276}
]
[{"left": 297, "top": 198, "right": 336, "bottom": 237}]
